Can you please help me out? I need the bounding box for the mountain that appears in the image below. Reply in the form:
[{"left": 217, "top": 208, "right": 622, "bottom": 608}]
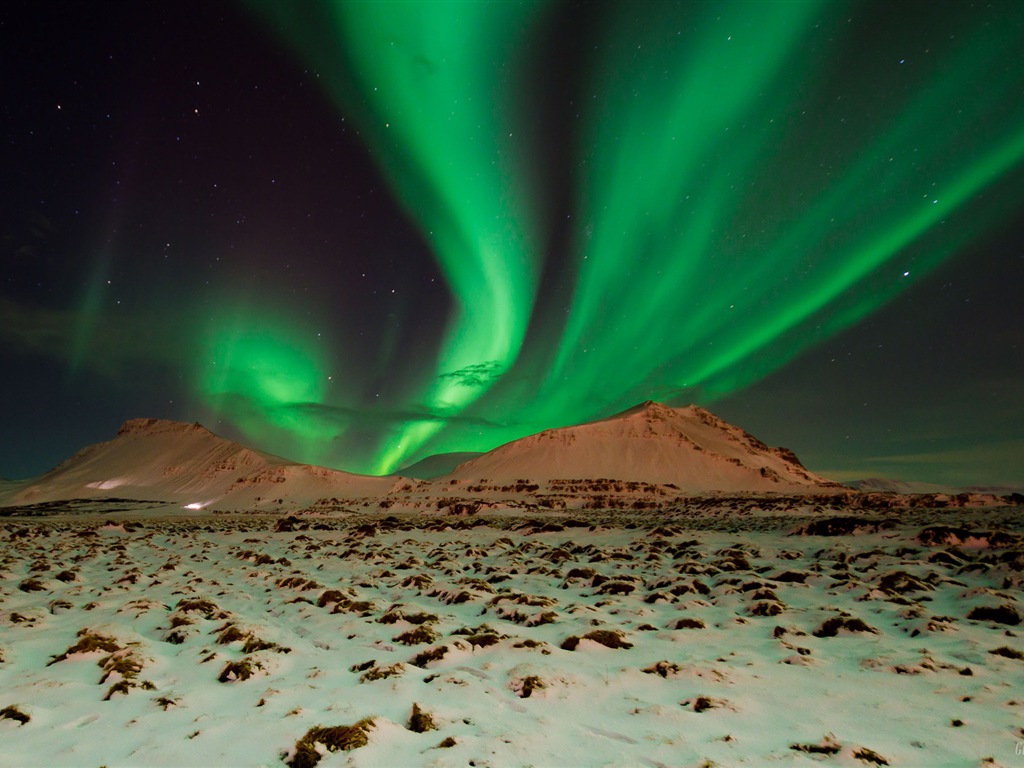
[
  {"left": 443, "top": 401, "right": 842, "bottom": 492},
  {"left": 397, "top": 451, "right": 484, "bottom": 480},
  {"left": 847, "top": 477, "right": 956, "bottom": 494},
  {"left": 0, "top": 404, "right": 844, "bottom": 513},
  {"left": 847, "top": 477, "right": 1024, "bottom": 495},
  {"left": 0, "top": 418, "right": 402, "bottom": 511}
]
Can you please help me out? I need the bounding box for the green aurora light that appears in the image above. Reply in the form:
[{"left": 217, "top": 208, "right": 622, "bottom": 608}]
[
  {"left": 247, "top": 0, "right": 546, "bottom": 473},
  {"left": 541, "top": 0, "right": 1024, "bottom": 417},
  {"left": 199, "top": 304, "right": 339, "bottom": 466},
  {"left": 221, "top": 0, "right": 1024, "bottom": 474}
]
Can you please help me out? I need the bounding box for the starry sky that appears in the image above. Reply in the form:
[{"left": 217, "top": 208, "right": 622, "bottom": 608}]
[{"left": 2, "top": 0, "right": 1023, "bottom": 488}]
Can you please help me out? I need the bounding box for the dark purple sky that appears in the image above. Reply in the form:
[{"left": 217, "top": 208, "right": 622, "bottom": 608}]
[{"left": 2, "top": 0, "right": 1022, "bottom": 488}]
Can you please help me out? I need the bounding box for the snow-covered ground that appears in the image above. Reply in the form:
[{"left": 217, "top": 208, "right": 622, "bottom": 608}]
[{"left": 2, "top": 507, "right": 1023, "bottom": 767}]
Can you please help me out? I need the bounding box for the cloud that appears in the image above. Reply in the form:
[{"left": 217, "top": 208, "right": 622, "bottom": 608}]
[
  {"left": 0, "top": 298, "right": 70, "bottom": 358},
  {"left": 862, "top": 440, "right": 1024, "bottom": 467},
  {"left": 0, "top": 297, "right": 188, "bottom": 376},
  {"left": 438, "top": 360, "right": 504, "bottom": 388},
  {"left": 818, "top": 439, "right": 1024, "bottom": 487}
]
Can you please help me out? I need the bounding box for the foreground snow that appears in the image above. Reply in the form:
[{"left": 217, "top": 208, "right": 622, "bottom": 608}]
[{"left": 1, "top": 508, "right": 1023, "bottom": 767}]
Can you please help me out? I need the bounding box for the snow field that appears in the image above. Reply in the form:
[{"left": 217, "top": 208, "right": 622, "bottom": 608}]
[{"left": 1, "top": 510, "right": 1022, "bottom": 767}]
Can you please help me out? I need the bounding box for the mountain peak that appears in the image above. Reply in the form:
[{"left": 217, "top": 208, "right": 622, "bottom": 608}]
[
  {"left": 604, "top": 400, "right": 726, "bottom": 427},
  {"left": 605, "top": 399, "right": 683, "bottom": 421},
  {"left": 117, "top": 418, "right": 210, "bottom": 437}
]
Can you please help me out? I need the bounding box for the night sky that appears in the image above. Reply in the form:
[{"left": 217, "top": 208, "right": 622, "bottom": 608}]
[{"left": 2, "top": 0, "right": 1022, "bottom": 488}]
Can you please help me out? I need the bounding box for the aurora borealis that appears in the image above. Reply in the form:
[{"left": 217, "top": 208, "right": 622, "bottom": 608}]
[{"left": 2, "top": 0, "right": 1023, "bottom": 487}]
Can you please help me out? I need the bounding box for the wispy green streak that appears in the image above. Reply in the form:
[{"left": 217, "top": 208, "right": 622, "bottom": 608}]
[
  {"left": 248, "top": 0, "right": 545, "bottom": 472},
  {"left": 198, "top": 303, "right": 338, "bottom": 466},
  {"left": 534, "top": 0, "right": 1024, "bottom": 432},
  {"left": 237, "top": 1, "right": 1024, "bottom": 473}
]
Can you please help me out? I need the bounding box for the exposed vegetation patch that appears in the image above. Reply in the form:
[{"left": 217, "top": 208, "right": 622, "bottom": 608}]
[
  {"left": 48, "top": 630, "right": 121, "bottom": 665},
  {"left": 275, "top": 576, "right": 323, "bottom": 591},
  {"left": 242, "top": 636, "right": 291, "bottom": 654},
  {"left": 286, "top": 719, "right": 375, "bottom": 768},
  {"left": 643, "top": 660, "right": 682, "bottom": 678},
  {"left": 926, "top": 550, "right": 964, "bottom": 567},
  {"left": 48, "top": 599, "right": 73, "bottom": 615},
  {"left": 315, "top": 589, "right": 347, "bottom": 608},
  {"left": 410, "top": 645, "right": 449, "bottom": 668},
  {"left": 748, "top": 601, "right": 785, "bottom": 617},
  {"left": 218, "top": 657, "right": 264, "bottom": 683},
  {"left": 234, "top": 549, "right": 279, "bottom": 566},
  {"left": 164, "top": 623, "right": 192, "bottom": 645},
  {"left": 175, "top": 598, "right": 229, "bottom": 620},
  {"left": 216, "top": 624, "right": 248, "bottom": 645},
  {"left": 813, "top": 616, "right": 879, "bottom": 637},
  {"left": 853, "top": 747, "right": 890, "bottom": 765},
  {"left": 407, "top": 703, "right": 436, "bottom": 733},
  {"left": 358, "top": 663, "right": 405, "bottom": 683},
  {"left": 526, "top": 611, "right": 560, "bottom": 627},
  {"left": 682, "top": 695, "right": 721, "bottom": 713},
  {"left": 510, "top": 675, "right": 546, "bottom": 698},
  {"left": 793, "top": 517, "right": 891, "bottom": 536},
  {"left": 464, "top": 632, "right": 502, "bottom": 648},
  {"left": 450, "top": 624, "right": 506, "bottom": 648},
  {"left": 966, "top": 604, "right": 1021, "bottom": 625},
  {"left": 427, "top": 587, "right": 475, "bottom": 605},
  {"left": 488, "top": 591, "right": 557, "bottom": 608},
  {"left": 46, "top": 629, "right": 149, "bottom": 699},
  {"left": 99, "top": 648, "right": 144, "bottom": 684},
  {"left": 876, "top": 571, "right": 934, "bottom": 595},
  {"left": 17, "top": 578, "right": 46, "bottom": 593},
  {"left": 989, "top": 646, "right": 1024, "bottom": 660},
  {"left": 562, "top": 567, "right": 600, "bottom": 587},
  {"left": 790, "top": 735, "right": 842, "bottom": 755},
  {"left": 394, "top": 626, "right": 439, "bottom": 646},
  {"left": 596, "top": 580, "right": 637, "bottom": 595},
  {"left": 772, "top": 571, "right": 809, "bottom": 583},
  {"left": 0, "top": 705, "right": 30, "bottom": 725},
  {"left": 561, "top": 629, "right": 633, "bottom": 651},
  {"left": 916, "top": 526, "right": 1016, "bottom": 547},
  {"left": 378, "top": 607, "right": 438, "bottom": 625}
]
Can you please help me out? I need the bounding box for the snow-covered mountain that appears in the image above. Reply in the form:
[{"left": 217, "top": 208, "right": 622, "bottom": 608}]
[
  {"left": 0, "top": 404, "right": 844, "bottom": 512},
  {"left": 444, "top": 401, "right": 842, "bottom": 492},
  {"left": 0, "top": 418, "right": 402, "bottom": 510}
]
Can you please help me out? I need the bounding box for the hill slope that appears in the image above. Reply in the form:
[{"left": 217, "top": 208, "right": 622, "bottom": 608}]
[
  {"left": 397, "top": 451, "right": 484, "bottom": 480},
  {"left": 0, "top": 418, "right": 401, "bottom": 510},
  {"left": 444, "top": 401, "right": 841, "bottom": 492}
]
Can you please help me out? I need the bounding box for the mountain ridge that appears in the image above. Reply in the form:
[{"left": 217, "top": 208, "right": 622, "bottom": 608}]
[
  {"left": 0, "top": 402, "right": 848, "bottom": 511},
  {"left": 1, "top": 416, "right": 402, "bottom": 510},
  {"left": 443, "top": 401, "right": 841, "bottom": 491}
]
